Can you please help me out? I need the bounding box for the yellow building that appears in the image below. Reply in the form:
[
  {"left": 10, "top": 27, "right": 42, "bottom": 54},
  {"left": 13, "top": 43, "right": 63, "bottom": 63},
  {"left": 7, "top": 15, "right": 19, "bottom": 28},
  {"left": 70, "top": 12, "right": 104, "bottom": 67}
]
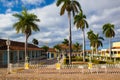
[
  {"left": 47, "top": 48, "right": 57, "bottom": 59},
  {"left": 101, "top": 42, "right": 120, "bottom": 58}
]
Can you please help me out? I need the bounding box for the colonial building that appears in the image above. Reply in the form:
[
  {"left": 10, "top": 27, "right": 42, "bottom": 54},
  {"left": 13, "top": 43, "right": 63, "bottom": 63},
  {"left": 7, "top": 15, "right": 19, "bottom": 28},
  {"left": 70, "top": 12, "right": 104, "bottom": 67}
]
[
  {"left": 47, "top": 48, "right": 57, "bottom": 59},
  {"left": 101, "top": 42, "right": 120, "bottom": 58},
  {"left": 0, "top": 39, "right": 45, "bottom": 67}
]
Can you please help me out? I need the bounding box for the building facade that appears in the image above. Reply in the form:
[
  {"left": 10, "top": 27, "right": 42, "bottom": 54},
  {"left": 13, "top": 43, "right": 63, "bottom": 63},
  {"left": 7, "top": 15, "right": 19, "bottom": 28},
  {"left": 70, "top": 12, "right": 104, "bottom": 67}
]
[
  {"left": 0, "top": 39, "right": 45, "bottom": 67},
  {"left": 101, "top": 42, "right": 120, "bottom": 58}
]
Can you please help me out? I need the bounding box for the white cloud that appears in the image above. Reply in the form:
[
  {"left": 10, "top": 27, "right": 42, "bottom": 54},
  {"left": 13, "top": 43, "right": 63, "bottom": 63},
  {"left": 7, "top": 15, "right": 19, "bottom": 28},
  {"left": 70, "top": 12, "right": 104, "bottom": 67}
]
[
  {"left": 0, "top": 0, "right": 17, "bottom": 8},
  {"left": 0, "top": 0, "right": 120, "bottom": 48},
  {"left": 21, "top": 0, "right": 45, "bottom": 5},
  {"left": 6, "top": 8, "right": 12, "bottom": 13},
  {"left": 0, "top": 13, "right": 14, "bottom": 28}
]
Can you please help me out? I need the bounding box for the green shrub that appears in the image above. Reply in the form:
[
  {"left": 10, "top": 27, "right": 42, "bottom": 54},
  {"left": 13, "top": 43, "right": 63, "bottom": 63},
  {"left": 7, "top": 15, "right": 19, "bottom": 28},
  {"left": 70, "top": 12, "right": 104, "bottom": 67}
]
[
  {"left": 92, "top": 59, "right": 99, "bottom": 64},
  {"left": 106, "top": 61, "right": 114, "bottom": 64},
  {"left": 71, "top": 56, "right": 83, "bottom": 61}
]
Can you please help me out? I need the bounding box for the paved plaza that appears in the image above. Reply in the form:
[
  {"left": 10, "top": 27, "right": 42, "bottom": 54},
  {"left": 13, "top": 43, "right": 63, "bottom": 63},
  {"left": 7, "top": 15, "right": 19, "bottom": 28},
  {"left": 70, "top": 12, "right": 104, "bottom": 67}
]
[{"left": 0, "top": 67, "right": 120, "bottom": 80}]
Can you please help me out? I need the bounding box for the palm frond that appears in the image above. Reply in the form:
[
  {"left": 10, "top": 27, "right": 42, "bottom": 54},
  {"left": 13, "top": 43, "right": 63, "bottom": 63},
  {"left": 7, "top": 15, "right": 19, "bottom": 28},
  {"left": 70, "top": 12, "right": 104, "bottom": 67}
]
[
  {"left": 60, "top": 3, "right": 66, "bottom": 15},
  {"left": 73, "top": 0, "right": 81, "bottom": 11},
  {"left": 56, "top": 0, "right": 64, "bottom": 6}
]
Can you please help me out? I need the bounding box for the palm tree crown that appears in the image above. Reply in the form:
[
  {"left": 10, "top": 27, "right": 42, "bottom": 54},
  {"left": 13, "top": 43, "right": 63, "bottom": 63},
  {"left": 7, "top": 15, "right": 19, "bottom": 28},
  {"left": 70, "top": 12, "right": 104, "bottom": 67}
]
[
  {"left": 90, "top": 33, "right": 104, "bottom": 48},
  {"left": 13, "top": 8, "right": 40, "bottom": 37},
  {"left": 74, "top": 11, "right": 89, "bottom": 30},
  {"left": 103, "top": 23, "right": 115, "bottom": 38},
  {"left": 87, "top": 29, "right": 94, "bottom": 40},
  {"left": 62, "top": 39, "right": 69, "bottom": 46},
  {"left": 56, "top": 0, "right": 81, "bottom": 16},
  {"left": 73, "top": 42, "right": 82, "bottom": 52}
]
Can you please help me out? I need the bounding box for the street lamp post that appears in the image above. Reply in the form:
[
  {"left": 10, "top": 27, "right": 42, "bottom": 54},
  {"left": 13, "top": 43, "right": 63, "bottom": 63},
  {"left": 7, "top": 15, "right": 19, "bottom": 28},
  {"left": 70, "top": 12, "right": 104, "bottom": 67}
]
[{"left": 6, "top": 38, "right": 11, "bottom": 73}]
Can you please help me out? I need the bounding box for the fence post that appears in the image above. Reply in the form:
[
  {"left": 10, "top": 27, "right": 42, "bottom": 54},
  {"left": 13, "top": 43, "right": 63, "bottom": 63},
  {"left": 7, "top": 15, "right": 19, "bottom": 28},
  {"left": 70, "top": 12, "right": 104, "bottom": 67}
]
[
  {"left": 56, "top": 63, "right": 61, "bottom": 74},
  {"left": 78, "top": 65, "right": 84, "bottom": 74},
  {"left": 9, "top": 63, "right": 12, "bottom": 73}
]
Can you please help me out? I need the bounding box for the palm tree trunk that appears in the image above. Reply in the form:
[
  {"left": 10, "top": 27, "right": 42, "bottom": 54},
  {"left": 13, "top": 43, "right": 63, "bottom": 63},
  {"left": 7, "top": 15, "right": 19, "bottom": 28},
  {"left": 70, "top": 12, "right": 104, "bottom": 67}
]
[
  {"left": 68, "top": 12, "right": 72, "bottom": 64},
  {"left": 96, "top": 44, "right": 98, "bottom": 57},
  {"left": 82, "top": 29, "right": 85, "bottom": 62},
  {"left": 25, "top": 34, "right": 28, "bottom": 63},
  {"left": 109, "top": 38, "right": 112, "bottom": 60},
  {"left": 91, "top": 46, "right": 94, "bottom": 59}
]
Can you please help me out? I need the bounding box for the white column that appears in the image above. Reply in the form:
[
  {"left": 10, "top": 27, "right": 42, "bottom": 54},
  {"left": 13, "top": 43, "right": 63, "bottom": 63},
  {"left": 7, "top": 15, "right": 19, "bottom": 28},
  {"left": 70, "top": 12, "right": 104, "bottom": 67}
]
[
  {"left": 113, "top": 51, "right": 114, "bottom": 57},
  {"left": 117, "top": 51, "right": 119, "bottom": 57},
  {"left": 113, "top": 51, "right": 115, "bottom": 63}
]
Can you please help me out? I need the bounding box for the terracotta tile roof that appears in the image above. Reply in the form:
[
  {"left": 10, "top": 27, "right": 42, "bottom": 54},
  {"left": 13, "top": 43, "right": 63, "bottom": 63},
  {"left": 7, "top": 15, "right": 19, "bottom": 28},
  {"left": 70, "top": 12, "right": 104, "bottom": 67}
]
[
  {"left": 0, "top": 39, "right": 43, "bottom": 50},
  {"left": 112, "top": 47, "right": 120, "bottom": 49},
  {"left": 48, "top": 48, "right": 56, "bottom": 52}
]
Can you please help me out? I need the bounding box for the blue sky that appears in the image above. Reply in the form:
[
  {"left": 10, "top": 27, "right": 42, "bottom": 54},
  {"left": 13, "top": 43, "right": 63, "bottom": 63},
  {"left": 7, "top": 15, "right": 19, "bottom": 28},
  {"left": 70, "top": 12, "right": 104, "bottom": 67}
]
[
  {"left": 0, "top": 0, "right": 55, "bottom": 13},
  {"left": 0, "top": 0, "right": 120, "bottom": 50}
]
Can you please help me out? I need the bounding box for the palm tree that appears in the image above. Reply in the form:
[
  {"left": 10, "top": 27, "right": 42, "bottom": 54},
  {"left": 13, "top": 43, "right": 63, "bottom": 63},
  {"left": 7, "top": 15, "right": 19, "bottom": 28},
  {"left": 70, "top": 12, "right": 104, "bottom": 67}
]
[
  {"left": 87, "top": 30, "right": 95, "bottom": 58},
  {"left": 73, "top": 42, "right": 82, "bottom": 52},
  {"left": 103, "top": 23, "right": 115, "bottom": 59},
  {"left": 56, "top": 0, "right": 81, "bottom": 64},
  {"left": 74, "top": 11, "right": 89, "bottom": 62},
  {"left": 90, "top": 33, "right": 104, "bottom": 56},
  {"left": 62, "top": 39, "right": 69, "bottom": 46},
  {"left": 87, "top": 29, "right": 94, "bottom": 40},
  {"left": 32, "top": 38, "right": 39, "bottom": 46},
  {"left": 13, "top": 8, "right": 40, "bottom": 64}
]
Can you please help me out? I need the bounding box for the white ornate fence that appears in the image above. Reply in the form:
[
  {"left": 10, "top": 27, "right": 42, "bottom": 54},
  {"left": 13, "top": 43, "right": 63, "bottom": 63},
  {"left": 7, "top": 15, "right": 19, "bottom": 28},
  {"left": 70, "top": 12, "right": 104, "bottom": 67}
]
[{"left": 10, "top": 63, "right": 120, "bottom": 74}]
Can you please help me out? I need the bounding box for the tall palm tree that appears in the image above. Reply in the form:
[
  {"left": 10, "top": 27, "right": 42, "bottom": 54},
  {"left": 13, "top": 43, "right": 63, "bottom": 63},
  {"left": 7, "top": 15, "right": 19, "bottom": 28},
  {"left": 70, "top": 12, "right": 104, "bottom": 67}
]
[
  {"left": 56, "top": 0, "right": 81, "bottom": 64},
  {"left": 87, "top": 30, "right": 95, "bottom": 58},
  {"left": 13, "top": 8, "right": 40, "bottom": 64},
  {"left": 32, "top": 38, "right": 39, "bottom": 46},
  {"left": 90, "top": 33, "right": 104, "bottom": 56},
  {"left": 103, "top": 23, "right": 115, "bottom": 59},
  {"left": 74, "top": 11, "right": 89, "bottom": 62}
]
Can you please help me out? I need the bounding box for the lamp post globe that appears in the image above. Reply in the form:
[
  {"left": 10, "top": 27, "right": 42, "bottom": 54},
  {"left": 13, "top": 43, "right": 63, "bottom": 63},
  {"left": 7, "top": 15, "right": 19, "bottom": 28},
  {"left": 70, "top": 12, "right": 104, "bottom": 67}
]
[{"left": 6, "top": 39, "right": 11, "bottom": 46}]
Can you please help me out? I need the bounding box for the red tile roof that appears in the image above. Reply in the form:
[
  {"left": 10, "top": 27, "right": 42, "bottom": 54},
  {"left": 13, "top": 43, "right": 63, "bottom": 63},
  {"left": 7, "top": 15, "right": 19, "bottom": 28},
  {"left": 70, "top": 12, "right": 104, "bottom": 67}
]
[
  {"left": 0, "top": 39, "right": 43, "bottom": 50},
  {"left": 48, "top": 48, "right": 56, "bottom": 52}
]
